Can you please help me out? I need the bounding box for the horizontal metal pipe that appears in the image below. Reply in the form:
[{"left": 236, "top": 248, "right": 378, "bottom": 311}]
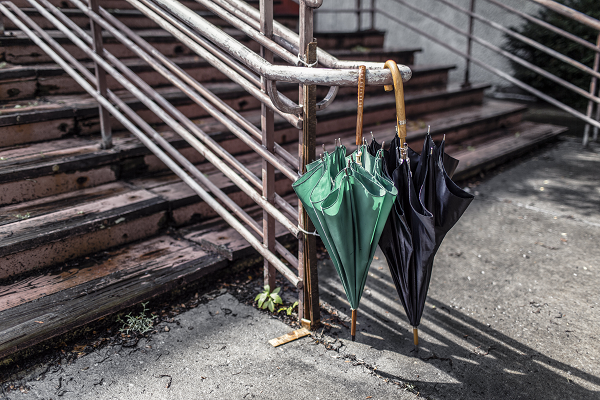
[
  {"left": 316, "top": 8, "right": 375, "bottom": 13},
  {"left": 485, "top": 0, "right": 600, "bottom": 54},
  {"left": 376, "top": 8, "right": 600, "bottom": 130},
  {"left": 0, "top": 2, "right": 301, "bottom": 287},
  {"left": 192, "top": 0, "right": 299, "bottom": 65},
  {"left": 149, "top": 0, "right": 409, "bottom": 86},
  {"left": 129, "top": 0, "right": 302, "bottom": 128},
  {"left": 435, "top": 0, "right": 600, "bottom": 82},
  {"left": 98, "top": 7, "right": 298, "bottom": 170},
  {"left": 387, "top": 0, "right": 600, "bottom": 105},
  {"left": 220, "top": 0, "right": 411, "bottom": 79},
  {"left": 33, "top": 0, "right": 300, "bottom": 238},
  {"left": 529, "top": 0, "right": 600, "bottom": 32},
  {"left": 66, "top": 0, "right": 299, "bottom": 183}
]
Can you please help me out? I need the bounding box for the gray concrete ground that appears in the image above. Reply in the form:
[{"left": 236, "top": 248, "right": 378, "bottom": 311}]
[{"left": 5, "top": 136, "right": 600, "bottom": 399}]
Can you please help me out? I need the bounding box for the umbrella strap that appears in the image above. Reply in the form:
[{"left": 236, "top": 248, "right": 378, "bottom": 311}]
[{"left": 297, "top": 225, "right": 320, "bottom": 236}]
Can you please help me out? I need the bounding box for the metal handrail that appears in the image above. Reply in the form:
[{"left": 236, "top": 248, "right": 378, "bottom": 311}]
[{"left": 148, "top": 0, "right": 411, "bottom": 86}]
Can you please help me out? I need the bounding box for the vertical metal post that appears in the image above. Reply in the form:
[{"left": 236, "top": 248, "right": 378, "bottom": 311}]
[
  {"left": 370, "top": 0, "right": 375, "bottom": 30},
  {"left": 260, "top": 0, "right": 276, "bottom": 289},
  {"left": 88, "top": 0, "right": 112, "bottom": 149},
  {"left": 583, "top": 31, "right": 600, "bottom": 146},
  {"left": 356, "top": 0, "right": 362, "bottom": 31},
  {"left": 299, "top": 42, "right": 319, "bottom": 330},
  {"left": 298, "top": 0, "right": 319, "bottom": 330},
  {"left": 462, "top": 0, "right": 476, "bottom": 88}
]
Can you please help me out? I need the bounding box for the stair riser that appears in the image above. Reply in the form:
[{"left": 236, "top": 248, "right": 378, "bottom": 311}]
[
  {"left": 314, "top": 32, "right": 385, "bottom": 50},
  {"left": 332, "top": 51, "right": 416, "bottom": 65},
  {"left": 0, "top": 211, "right": 166, "bottom": 280},
  {"left": 168, "top": 178, "right": 293, "bottom": 227},
  {"left": 0, "top": 64, "right": 229, "bottom": 101},
  {"left": 2, "top": 38, "right": 231, "bottom": 64},
  {"left": 321, "top": 69, "right": 450, "bottom": 100},
  {"left": 0, "top": 166, "right": 116, "bottom": 205}
]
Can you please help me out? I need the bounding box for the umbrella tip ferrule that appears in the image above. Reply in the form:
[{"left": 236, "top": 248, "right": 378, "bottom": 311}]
[{"left": 427, "top": 125, "right": 431, "bottom": 134}]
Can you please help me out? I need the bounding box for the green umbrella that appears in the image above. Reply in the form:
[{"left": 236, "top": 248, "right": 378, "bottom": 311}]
[{"left": 293, "top": 143, "right": 396, "bottom": 340}]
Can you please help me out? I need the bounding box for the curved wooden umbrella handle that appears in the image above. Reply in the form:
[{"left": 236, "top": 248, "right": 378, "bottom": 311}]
[
  {"left": 383, "top": 60, "right": 407, "bottom": 147},
  {"left": 356, "top": 65, "right": 367, "bottom": 146}
]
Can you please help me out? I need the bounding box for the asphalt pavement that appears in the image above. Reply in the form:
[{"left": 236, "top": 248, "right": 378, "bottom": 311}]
[{"left": 4, "top": 136, "right": 600, "bottom": 399}]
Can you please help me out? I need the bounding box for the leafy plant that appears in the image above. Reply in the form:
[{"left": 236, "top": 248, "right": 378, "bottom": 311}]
[
  {"left": 116, "top": 302, "right": 154, "bottom": 335},
  {"left": 503, "top": 0, "right": 600, "bottom": 111},
  {"left": 278, "top": 301, "right": 299, "bottom": 316},
  {"left": 255, "top": 285, "right": 283, "bottom": 312}
]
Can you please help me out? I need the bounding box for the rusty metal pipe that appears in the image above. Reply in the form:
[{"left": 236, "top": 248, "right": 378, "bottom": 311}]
[
  {"left": 65, "top": 0, "right": 299, "bottom": 183},
  {"left": 147, "top": 0, "right": 408, "bottom": 86},
  {"left": 192, "top": 0, "right": 299, "bottom": 65},
  {"left": 24, "top": 3, "right": 299, "bottom": 275},
  {"left": 0, "top": 2, "right": 302, "bottom": 287},
  {"left": 130, "top": 0, "right": 302, "bottom": 128},
  {"left": 30, "top": 0, "right": 300, "bottom": 238},
  {"left": 221, "top": 0, "right": 411, "bottom": 78}
]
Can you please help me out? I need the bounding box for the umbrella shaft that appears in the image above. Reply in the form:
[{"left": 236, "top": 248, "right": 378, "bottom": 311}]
[
  {"left": 351, "top": 309, "right": 357, "bottom": 341},
  {"left": 413, "top": 327, "right": 419, "bottom": 346}
]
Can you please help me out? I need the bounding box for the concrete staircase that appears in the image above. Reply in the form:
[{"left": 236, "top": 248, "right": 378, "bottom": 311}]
[{"left": 0, "top": 0, "right": 567, "bottom": 361}]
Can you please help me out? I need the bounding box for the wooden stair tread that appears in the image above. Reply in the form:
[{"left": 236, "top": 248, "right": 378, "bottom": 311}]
[{"left": 0, "top": 234, "right": 227, "bottom": 359}]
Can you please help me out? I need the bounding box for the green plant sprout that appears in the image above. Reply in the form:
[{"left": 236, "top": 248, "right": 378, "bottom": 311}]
[
  {"left": 255, "top": 285, "right": 282, "bottom": 312},
  {"left": 116, "top": 302, "right": 154, "bottom": 335},
  {"left": 278, "top": 301, "right": 299, "bottom": 316}
]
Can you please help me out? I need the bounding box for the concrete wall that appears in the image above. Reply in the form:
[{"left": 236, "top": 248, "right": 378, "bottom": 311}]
[{"left": 315, "top": 0, "right": 542, "bottom": 89}]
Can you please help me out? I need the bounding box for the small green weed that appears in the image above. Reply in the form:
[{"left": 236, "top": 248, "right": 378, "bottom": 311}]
[
  {"left": 278, "top": 301, "right": 298, "bottom": 316},
  {"left": 116, "top": 302, "right": 154, "bottom": 335},
  {"left": 255, "top": 285, "right": 282, "bottom": 312},
  {"left": 14, "top": 212, "right": 30, "bottom": 220}
]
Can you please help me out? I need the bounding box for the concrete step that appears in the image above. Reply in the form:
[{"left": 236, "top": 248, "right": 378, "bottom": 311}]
[
  {"left": 0, "top": 80, "right": 484, "bottom": 148},
  {"left": 0, "top": 51, "right": 429, "bottom": 101},
  {"left": 450, "top": 121, "right": 568, "bottom": 181}
]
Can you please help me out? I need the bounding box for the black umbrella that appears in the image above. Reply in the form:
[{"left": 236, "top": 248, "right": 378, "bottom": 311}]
[{"left": 370, "top": 61, "right": 474, "bottom": 346}]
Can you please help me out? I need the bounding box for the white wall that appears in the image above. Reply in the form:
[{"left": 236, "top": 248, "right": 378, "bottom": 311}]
[{"left": 315, "top": 0, "right": 542, "bottom": 89}]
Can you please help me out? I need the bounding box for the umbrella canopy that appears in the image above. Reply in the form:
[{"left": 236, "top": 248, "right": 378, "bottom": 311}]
[
  {"left": 293, "top": 143, "right": 396, "bottom": 341},
  {"left": 370, "top": 60, "right": 474, "bottom": 345}
]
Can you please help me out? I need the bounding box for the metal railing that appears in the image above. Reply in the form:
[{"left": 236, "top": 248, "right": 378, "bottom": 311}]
[
  {"left": 319, "top": 0, "right": 600, "bottom": 145},
  {"left": 0, "top": 0, "right": 411, "bottom": 329}
]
